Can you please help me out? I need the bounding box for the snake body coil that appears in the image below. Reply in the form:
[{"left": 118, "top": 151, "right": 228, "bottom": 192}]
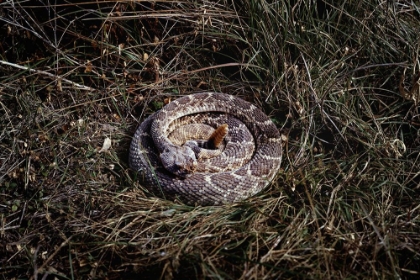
[{"left": 129, "top": 92, "right": 282, "bottom": 205}]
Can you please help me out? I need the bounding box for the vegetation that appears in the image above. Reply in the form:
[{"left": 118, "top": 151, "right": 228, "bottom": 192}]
[{"left": 1, "top": 0, "right": 419, "bottom": 279}]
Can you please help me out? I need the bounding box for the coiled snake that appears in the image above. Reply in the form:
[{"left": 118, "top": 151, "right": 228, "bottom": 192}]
[{"left": 129, "top": 92, "right": 282, "bottom": 205}]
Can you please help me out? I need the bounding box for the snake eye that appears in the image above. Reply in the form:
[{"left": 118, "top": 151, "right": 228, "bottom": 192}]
[{"left": 175, "top": 158, "right": 197, "bottom": 177}]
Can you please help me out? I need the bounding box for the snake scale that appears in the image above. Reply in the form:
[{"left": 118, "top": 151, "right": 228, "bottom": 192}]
[{"left": 129, "top": 92, "right": 282, "bottom": 205}]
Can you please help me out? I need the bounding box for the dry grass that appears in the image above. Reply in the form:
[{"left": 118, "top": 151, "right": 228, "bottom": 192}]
[{"left": 1, "top": 0, "right": 420, "bottom": 279}]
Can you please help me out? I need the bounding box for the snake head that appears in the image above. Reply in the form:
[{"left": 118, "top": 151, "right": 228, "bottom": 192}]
[{"left": 160, "top": 145, "right": 197, "bottom": 178}]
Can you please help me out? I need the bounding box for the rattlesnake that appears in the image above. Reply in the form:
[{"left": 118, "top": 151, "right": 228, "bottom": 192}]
[{"left": 129, "top": 92, "right": 282, "bottom": 205}]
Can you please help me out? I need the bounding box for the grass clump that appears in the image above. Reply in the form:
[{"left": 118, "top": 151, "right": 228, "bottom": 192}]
[{"left": 1, "top": 0, "right": 419, "bottom": 279}]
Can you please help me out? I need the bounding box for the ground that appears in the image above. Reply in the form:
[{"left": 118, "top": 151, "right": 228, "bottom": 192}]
[{"left": 1, "top": 0, "right": 419, "bottom": 279}]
